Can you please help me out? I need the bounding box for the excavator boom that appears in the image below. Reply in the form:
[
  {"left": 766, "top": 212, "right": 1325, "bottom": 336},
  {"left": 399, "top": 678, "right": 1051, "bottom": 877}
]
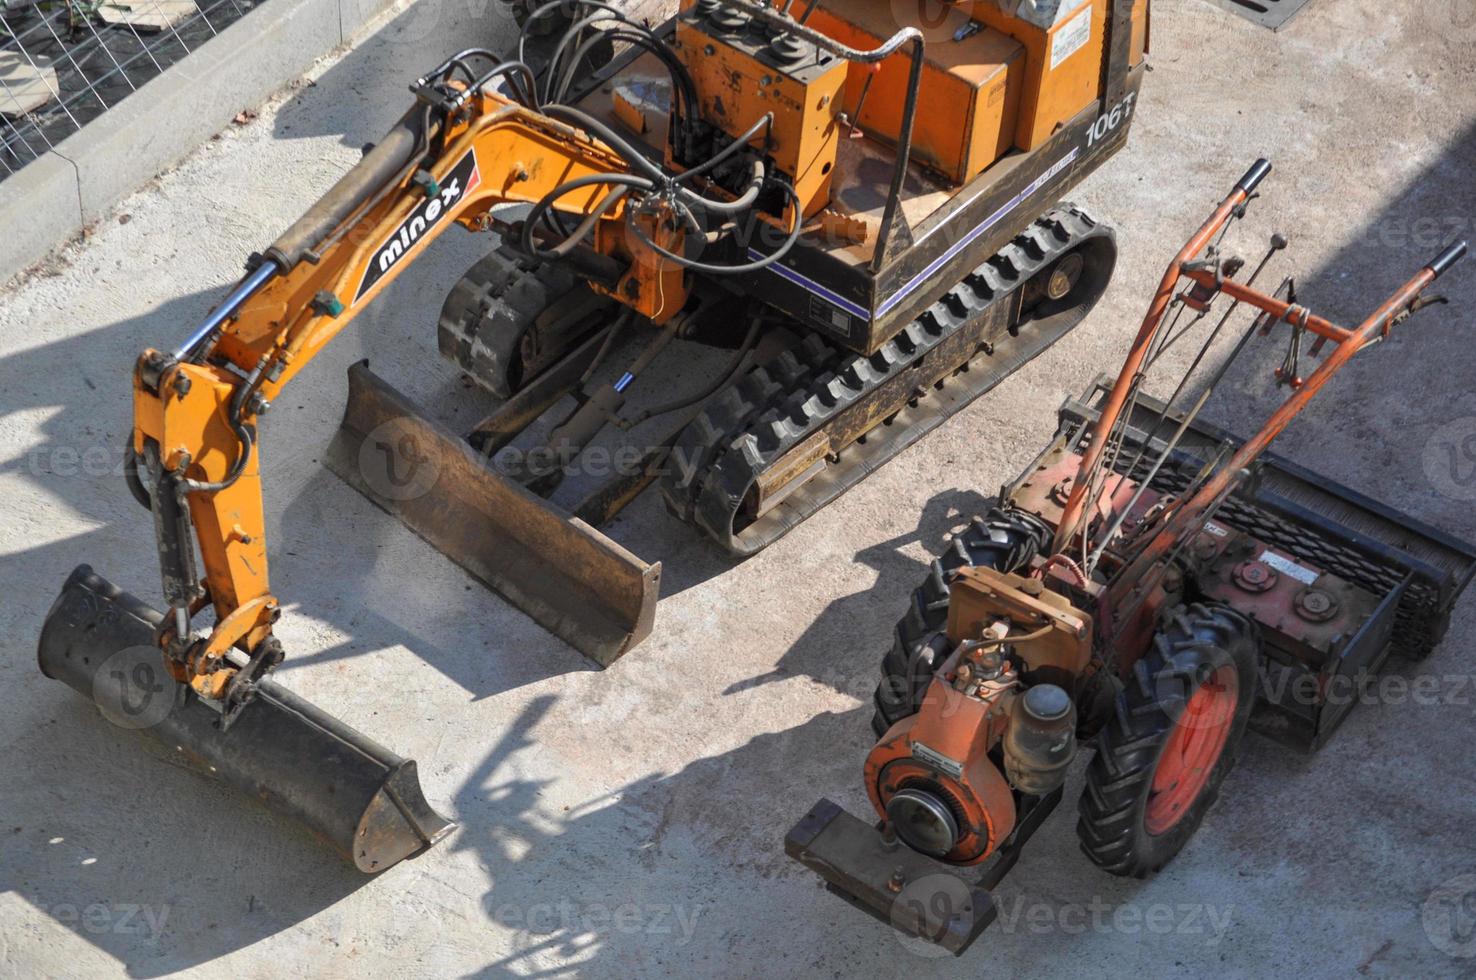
[{"left": 36, "top": 79, "right": 706, "bottom": 869}]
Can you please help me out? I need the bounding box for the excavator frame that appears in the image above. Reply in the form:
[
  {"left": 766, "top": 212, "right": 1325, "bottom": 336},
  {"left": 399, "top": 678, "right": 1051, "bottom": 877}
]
[{"left": 38, "top": 0, "right": 1152, "bottom": 868}]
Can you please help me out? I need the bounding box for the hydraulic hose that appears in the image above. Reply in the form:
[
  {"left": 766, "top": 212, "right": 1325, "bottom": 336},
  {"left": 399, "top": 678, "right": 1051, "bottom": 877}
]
[
  {"left": 625, "top": 179, "right": 802, "bottom": 275},
  {"left": 621, "top": 309, "right": 765, "bottom": 425},
  {"left": 264, "top": 106, "right": 428, "bottom": 271}
]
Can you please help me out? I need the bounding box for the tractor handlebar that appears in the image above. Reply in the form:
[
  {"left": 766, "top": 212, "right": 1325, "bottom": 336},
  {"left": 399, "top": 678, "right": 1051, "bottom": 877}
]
[
  {"left": 1429, "top": 240, "right": 1469, "bottom": 279},
  {"left": 1235, "top": 158, "right": 1273, "bottom": 196}
]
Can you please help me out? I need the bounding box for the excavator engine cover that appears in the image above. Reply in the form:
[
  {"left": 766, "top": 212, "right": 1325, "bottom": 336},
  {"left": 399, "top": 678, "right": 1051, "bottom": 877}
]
[{"left": 37, "top": 565, "right": 455, "bottom": 873}]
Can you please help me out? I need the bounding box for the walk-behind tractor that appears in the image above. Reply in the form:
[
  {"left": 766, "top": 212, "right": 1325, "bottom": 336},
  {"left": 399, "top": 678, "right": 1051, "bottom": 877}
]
[
  {"left": 786, "top": 161, "right": 1476, "bottom": 955},
  {"left": 37, "top": 0, "right": 1149, "bottom": 868}
]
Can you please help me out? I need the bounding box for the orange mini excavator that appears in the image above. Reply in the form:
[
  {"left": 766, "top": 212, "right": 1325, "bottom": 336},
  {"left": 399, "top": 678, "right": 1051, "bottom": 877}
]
[{"left": 40, "top": 0, "right": 1149, "bottom": 867}]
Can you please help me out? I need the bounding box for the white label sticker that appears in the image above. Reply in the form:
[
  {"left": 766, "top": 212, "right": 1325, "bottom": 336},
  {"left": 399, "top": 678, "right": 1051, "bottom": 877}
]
[
  {"left": 1259, "top": 550, "right": 1320, "bottom": 586},
  {"left": 1051, "top": 7, "right": 1093, "bottom": 71},
  {"left": 912, "top": 742, "right": 964, "bottom": 779},
  {"left": 1204, "top": 521, "right": 1229, "bottom": 538}
]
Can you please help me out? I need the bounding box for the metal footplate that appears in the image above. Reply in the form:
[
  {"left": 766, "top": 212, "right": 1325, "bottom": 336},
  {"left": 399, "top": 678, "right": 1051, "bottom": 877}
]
[{"left": 786, "top": 799, "right": 997, "bottom": 955}]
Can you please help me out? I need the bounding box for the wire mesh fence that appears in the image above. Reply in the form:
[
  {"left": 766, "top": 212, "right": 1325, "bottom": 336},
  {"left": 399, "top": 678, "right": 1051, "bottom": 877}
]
[{"left": 0, "top": 0, "right": 258, "bottom": 178}]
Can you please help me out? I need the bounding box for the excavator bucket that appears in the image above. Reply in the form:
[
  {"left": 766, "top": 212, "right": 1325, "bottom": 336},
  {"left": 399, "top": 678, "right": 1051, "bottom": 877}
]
[
  {"left": 324, "top": 361, "right": 660, "bottom": 667},
  {"left": 37, "top": 566, "right": 454, "bottom": 872}
]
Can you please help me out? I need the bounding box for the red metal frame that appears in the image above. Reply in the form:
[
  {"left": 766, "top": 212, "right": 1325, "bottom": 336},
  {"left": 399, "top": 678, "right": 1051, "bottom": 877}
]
[{"left": 1049, "top": 161, "right": 1465, "bottom": 629}]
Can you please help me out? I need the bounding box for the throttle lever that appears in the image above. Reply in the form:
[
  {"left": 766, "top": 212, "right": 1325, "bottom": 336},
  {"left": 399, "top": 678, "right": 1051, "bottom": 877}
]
[{"left": 1390, "top": 293, "right": 1449, "bottom": 330}]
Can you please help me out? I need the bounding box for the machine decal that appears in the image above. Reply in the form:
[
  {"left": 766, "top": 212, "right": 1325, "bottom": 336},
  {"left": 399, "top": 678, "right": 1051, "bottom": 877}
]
[
  {"left": 1259, "top": 550, "right": 1320, "bottom": 585},
  {"left": 807, "top": 293, "right": 854, "bottom": 339},
  {"left": 1088, "top": 92, "right": 1138, "bottom": 147},
  {"left": 912, "top": 741, "right": 964, "bottom": 779},
  {"left": 875, "top": 148, "right": 1081, "bottom": 318},
  {"left": 745, "top": 250, "right": 871, "bottom": 322},
  {"left": 1051, "top": 4, "right": 1094, "bottom": 70},
  {"left": 353, "top": 147, "right": 482, "bottom": 305}
]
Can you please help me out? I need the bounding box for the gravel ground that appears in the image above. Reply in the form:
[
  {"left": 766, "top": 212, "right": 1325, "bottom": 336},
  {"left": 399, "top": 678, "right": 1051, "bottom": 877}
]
[{"left": 2, "top": 0, "right": 1475, "bottom": 977}]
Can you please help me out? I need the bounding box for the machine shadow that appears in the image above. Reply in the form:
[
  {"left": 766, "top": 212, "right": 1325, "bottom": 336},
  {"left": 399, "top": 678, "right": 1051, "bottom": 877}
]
[
  {"left": 721, "top": 487, "right": 999, "bottom": 699},
  {"left": 269, "top": 0, "right": 521, "bottom": 148},
  {"left": 0, "top": 691, "right": 373, "bottom": 978},
  {"left": 0, "top": 287, "right": 457, "bottom": 975},
  {"left": 454, "top": 121, "right": 1476, "bottom": 975},
  {"left": 457, "top": 704, "right": 879, "bottom": 979},
  {"left": 1186, "top": 123, "right": 1476, "bottom": 544},
  {"left": 452, "top": 489, "right": 1163, "bottom": 978}
]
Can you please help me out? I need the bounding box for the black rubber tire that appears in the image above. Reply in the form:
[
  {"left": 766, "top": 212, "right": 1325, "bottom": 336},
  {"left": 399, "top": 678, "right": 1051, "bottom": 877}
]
[
  {"left": 870, "top": 507, "right": 1051, "bottom": 737},
  {"left": 1076, "top": 603, "right": 1261, "bottom": 878}
]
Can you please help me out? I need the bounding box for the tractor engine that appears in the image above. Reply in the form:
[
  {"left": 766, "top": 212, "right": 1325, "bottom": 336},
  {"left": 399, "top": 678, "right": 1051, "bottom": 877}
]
[{"left": 866, "top": 565, "right": 1091, "bottom": 865}]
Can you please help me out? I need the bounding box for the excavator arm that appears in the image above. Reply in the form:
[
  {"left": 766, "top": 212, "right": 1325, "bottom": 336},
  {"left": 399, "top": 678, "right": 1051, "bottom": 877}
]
[{"left": 132, "top": 85, "right": 688, "bottom": 710}]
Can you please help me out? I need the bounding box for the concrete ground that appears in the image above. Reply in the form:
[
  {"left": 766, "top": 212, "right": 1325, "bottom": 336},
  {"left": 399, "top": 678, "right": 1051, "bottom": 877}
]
[{"left": 3, "top": 0, "right": 1476, "bottom": 976}]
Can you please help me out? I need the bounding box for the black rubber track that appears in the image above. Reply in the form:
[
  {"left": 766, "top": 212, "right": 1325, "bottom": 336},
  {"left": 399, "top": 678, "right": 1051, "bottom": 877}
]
[
  {"left": 661, "top": 205, "right": 1112, "bottom": 556},
  {"left": 870, "top": 507, "right": 1052, "bottom": 737},
  {"left": 1075, "top": 603, "right": 1260, "bottom": 878},
  {"left": 437, "top": 245, "right": 583, "bottom": 399}
]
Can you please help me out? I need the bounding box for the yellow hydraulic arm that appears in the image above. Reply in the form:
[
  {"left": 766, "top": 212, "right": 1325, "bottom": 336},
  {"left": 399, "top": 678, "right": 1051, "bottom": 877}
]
[{"left": 132, "top": 86, "right": 682, "bottom": 707}]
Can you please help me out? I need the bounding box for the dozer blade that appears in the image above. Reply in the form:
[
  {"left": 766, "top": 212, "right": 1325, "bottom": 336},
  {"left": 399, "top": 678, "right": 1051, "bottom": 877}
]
[
  {"left": 38, "top": 565, "right": 454, "bottom": 873},
  {"left": 325, "top": 361, "right": 659, "bottom": 667}
]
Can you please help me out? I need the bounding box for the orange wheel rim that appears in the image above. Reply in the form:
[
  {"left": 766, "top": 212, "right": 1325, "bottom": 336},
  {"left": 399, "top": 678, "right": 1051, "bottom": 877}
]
[{"left": 1145, "top": 665, "right": 1238, "bottom": 836}]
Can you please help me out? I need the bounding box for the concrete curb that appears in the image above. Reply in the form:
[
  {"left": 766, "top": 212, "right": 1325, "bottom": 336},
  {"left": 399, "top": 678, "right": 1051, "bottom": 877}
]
[{"left": 0, "top": 0, "right": 400, "bottom": 286}]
